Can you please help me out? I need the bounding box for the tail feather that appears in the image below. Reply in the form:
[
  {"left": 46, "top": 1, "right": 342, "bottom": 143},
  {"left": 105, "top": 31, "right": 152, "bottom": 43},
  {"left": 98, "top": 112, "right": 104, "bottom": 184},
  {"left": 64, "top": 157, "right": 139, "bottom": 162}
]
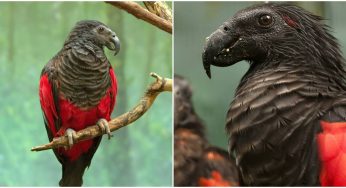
[
  {"left": 56, "top": 137, "right": 102, "bottom": 186},
  {"left": 59, "top": 160, "right": 88, "bottom": 187}
]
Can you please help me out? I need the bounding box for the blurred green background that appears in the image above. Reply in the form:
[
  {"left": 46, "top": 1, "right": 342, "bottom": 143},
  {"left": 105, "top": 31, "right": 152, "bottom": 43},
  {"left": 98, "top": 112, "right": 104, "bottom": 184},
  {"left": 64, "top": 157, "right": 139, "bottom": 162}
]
[
  {"left": 0, "top": 2, "right": 172, "bottom": 186},
  {"left": 175, "top": 2, "right": 346, "bottom": 149}
]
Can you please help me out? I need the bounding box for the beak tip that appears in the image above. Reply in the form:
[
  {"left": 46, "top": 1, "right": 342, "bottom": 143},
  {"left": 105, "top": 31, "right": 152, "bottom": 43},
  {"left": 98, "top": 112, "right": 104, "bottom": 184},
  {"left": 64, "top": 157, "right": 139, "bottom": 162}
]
[
  {"left": 206, "top": 71, "right": 211, "bottom": 79},
  {"left": 202, "top": 52, "right": 212, "bottom": 79},
  {"left": 111, "top": 36, "right": 121, "bottom": 56}
]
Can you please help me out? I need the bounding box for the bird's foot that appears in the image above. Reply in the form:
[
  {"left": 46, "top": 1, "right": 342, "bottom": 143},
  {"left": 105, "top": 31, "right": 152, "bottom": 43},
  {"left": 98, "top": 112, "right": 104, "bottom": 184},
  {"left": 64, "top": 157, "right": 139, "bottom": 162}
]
[
  {"left": 64, "top": 128, "right": 77, "bottom": 149},
  {"left": 97, "top": 118, "right": 113, "bottom": 140}
]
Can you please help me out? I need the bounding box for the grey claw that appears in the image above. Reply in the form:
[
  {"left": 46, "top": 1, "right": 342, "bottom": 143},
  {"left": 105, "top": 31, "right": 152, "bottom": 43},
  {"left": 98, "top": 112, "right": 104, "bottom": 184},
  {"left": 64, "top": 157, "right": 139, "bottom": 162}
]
[
  {"left": 65, "top": 128, "right": 77, "bottom": 149},
  {"left": 97, "top": 119, "right": 113, "bottom": 140}
]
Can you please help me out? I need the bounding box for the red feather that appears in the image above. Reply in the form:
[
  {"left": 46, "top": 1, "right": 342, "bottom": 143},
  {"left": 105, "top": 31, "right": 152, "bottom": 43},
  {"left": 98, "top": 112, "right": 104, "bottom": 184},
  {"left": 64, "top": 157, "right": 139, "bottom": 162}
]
[
  {"left": 39, "top": 67, "right": 117, "bottom": 161},
  {"left": 282, "top": 15, "right": 299, "bottom": 29},
  {"left": 39, "top": 74, "right": 58, "bottom": 134},
  {"left": 318, "top": 121, "right": 346, "bottom": 186},
  {"left": 198, "top": 171, "right": 236, "bottom": 187}
]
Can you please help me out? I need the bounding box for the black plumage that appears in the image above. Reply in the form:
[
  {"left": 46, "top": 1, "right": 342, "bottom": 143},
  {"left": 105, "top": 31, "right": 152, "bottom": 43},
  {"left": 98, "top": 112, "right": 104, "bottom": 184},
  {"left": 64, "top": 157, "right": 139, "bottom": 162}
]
[
  {"left": 174, "top": 75, "right": 205, "bottom": 135},
  {"left": 202, "top": 3, "right": 346, "bottom": 186}
]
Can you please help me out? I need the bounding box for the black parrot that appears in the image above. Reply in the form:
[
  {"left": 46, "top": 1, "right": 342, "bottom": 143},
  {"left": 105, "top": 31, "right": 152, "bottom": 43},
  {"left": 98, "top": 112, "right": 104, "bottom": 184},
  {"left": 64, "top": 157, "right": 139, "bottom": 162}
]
[
  {"left": 174, "top": 75, "right": 238, "bottom": 187},
  {"left": 39, "top": 20, "right": 120, "bottom": 186},
  {"left": 174, "top": 75, "right": 208, "bottom": 186},
  {"left": 203, "top": 3, "right": 346, "bottom": 186}
]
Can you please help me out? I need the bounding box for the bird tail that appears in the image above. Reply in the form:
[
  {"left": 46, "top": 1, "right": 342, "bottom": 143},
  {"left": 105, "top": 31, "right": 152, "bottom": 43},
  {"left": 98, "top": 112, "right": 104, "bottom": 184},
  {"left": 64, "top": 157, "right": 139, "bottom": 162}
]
[{"left": 59, "top": 160, "right": 88, "bottom": 187}]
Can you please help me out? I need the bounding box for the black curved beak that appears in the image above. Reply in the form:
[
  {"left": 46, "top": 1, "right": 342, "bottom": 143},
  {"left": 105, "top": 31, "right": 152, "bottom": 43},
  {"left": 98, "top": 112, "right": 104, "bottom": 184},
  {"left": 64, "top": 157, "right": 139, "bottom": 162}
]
[
  {"left": 202, "top": 26, "right": 240, "bottom": 79},
  {"left": 111, "top": 35, "right": 121, "bottom": 56}
]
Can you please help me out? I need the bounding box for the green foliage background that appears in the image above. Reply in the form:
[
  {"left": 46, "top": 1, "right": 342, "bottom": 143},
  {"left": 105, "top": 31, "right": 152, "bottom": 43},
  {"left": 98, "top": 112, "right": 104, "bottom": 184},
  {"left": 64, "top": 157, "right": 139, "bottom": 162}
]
[
  {"left": 175, "top": 2, "right": 346, "bottom": 149},
  {"left": 0, "top": 2, "right": 172, "bottom": 186}
]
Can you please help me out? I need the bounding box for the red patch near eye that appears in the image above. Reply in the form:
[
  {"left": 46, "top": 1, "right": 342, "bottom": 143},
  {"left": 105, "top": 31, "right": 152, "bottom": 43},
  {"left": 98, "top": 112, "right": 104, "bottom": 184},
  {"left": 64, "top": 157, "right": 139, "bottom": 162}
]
[{"left": 283, "top": 15, "right": 299, "bottom": 28}]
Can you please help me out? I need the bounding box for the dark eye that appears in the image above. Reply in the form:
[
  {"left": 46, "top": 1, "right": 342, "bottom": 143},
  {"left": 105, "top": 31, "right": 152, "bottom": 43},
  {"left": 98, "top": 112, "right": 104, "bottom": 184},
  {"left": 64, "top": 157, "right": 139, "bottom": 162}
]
[
  {"left": 258, "top": 14, "right": 273, "bottom": 27},
  {"left": 97, "top": 27, "right": 104, "bottom": 33}
]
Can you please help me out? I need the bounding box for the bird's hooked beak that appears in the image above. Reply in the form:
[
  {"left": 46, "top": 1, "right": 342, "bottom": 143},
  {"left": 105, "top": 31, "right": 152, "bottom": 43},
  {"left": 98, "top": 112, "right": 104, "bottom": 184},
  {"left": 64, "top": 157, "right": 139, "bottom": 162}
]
[
  {"left": 202, "top": 25, "right": 242, "bottom": 79},
  {"left": 106, "top": 31, "right": 121, "bottom": 56}
]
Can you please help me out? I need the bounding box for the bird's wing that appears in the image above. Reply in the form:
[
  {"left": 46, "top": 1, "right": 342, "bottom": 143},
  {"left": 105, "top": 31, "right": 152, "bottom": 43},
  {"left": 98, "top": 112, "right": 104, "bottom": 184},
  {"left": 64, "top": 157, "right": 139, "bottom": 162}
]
[
  {"left": 39, "top": 72, "right": 60, "bottom": 139},
  {"left": 318, "top": 106, "right": 346, "bottom": 186},
  {"left": 39, "top": 69, "right": 67, "bottom": 164}
]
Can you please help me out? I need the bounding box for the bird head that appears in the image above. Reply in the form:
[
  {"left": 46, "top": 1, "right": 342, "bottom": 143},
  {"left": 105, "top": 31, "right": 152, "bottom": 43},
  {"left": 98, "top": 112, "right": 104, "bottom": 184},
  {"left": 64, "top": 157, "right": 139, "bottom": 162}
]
[
  {"left": 174, "top": 75, "right": 193, "bottom": 128},
  {"left": 66, "top": 20, "right": 121, "bottom": 55},
  {"left": 202, "top": 3, "right": 341, "bottom": 78}
]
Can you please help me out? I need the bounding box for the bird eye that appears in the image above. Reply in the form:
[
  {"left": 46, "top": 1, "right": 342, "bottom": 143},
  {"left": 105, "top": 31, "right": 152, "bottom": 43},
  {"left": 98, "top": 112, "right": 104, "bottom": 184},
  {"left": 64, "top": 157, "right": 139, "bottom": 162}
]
[
  {"left": 97, "top": 27, "right": 104, "bottom": 33},
  {"left": 258, "top": 14, "right": 273, "bottom": 27}
]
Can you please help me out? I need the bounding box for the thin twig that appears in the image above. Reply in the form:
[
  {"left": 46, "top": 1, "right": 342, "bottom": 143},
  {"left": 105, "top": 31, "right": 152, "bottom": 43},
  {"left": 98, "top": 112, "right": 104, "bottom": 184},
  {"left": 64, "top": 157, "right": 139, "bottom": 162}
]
[
  {"left": 106, "top": 1, "right": 172, "bottom": 34},
  {"left": 31, "top": 72, "right": 172, "bottom": 152}
]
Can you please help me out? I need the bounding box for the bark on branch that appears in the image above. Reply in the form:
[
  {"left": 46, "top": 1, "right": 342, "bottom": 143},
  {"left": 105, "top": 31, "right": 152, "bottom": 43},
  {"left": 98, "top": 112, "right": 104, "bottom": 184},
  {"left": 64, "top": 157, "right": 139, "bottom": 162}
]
[
  {"left": 106, "top": 1, "right": 172, "bottom": 34},
  {"left": 31, "top": 72, "right": 172, "bottom": 152},
  {"left": 143, "top": 2, "right": 172, "bottom": 22}
]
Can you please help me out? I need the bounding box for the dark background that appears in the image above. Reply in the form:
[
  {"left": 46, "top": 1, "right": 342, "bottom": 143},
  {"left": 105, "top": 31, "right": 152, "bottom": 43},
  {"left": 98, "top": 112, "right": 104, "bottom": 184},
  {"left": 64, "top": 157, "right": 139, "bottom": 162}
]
[
  {"left": 0, "top": 2, "right": 172, "bottom": 186},
  {"left": 174, "top": 1, "right": 346, "bottom": 149}
]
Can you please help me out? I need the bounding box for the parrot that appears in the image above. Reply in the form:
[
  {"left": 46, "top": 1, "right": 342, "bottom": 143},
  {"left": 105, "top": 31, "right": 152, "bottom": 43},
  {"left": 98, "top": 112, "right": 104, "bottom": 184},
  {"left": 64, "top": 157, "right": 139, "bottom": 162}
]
[
  {"left": 39, "top": 20, "right": 120, "bottom": 186},
  {"left": 174, "top": 75, "right": 238, "bottom": 186},
  {"left": 202, "top": 3, "right": 346, "bottom": 186},
  {"left": 174, "top": 75, "right": 208, "bottom": 186}
]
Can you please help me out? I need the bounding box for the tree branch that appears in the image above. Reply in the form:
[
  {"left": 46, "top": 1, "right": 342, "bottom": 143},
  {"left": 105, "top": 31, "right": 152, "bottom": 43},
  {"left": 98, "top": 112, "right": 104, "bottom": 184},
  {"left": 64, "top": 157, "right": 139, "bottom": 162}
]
[
  {"left": 106, "top": 1, "right": 172, "bottom": 34},
  {"left": 143, "top": 2, "right": 172, "bottom": 22},
  {"left": 31, "top": 72, "right": 172, "bottom": 152}
]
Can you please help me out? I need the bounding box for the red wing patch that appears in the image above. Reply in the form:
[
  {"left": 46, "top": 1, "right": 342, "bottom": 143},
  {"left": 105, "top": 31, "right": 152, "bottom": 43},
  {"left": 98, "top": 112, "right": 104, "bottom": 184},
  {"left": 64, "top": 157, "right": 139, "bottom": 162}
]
[
  {"left": 39, "top": 74, "right": 58, "bottom": 135},
  {"left": 198, "top": 171, "right": 237, "bottom": 187},
  {"left": 318, "top": 121, "right": 346, "bottom": 186}
]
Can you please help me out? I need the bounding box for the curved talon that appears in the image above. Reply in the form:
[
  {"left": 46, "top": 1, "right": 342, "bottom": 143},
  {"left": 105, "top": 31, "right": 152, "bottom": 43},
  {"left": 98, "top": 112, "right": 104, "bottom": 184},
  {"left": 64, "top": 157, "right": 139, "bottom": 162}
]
[
  {"left": 97, "top": 118, "right": 113, "bottom": 140},
  {"left": 65, "top": 128, "right": 77, "bottom": 149}
]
